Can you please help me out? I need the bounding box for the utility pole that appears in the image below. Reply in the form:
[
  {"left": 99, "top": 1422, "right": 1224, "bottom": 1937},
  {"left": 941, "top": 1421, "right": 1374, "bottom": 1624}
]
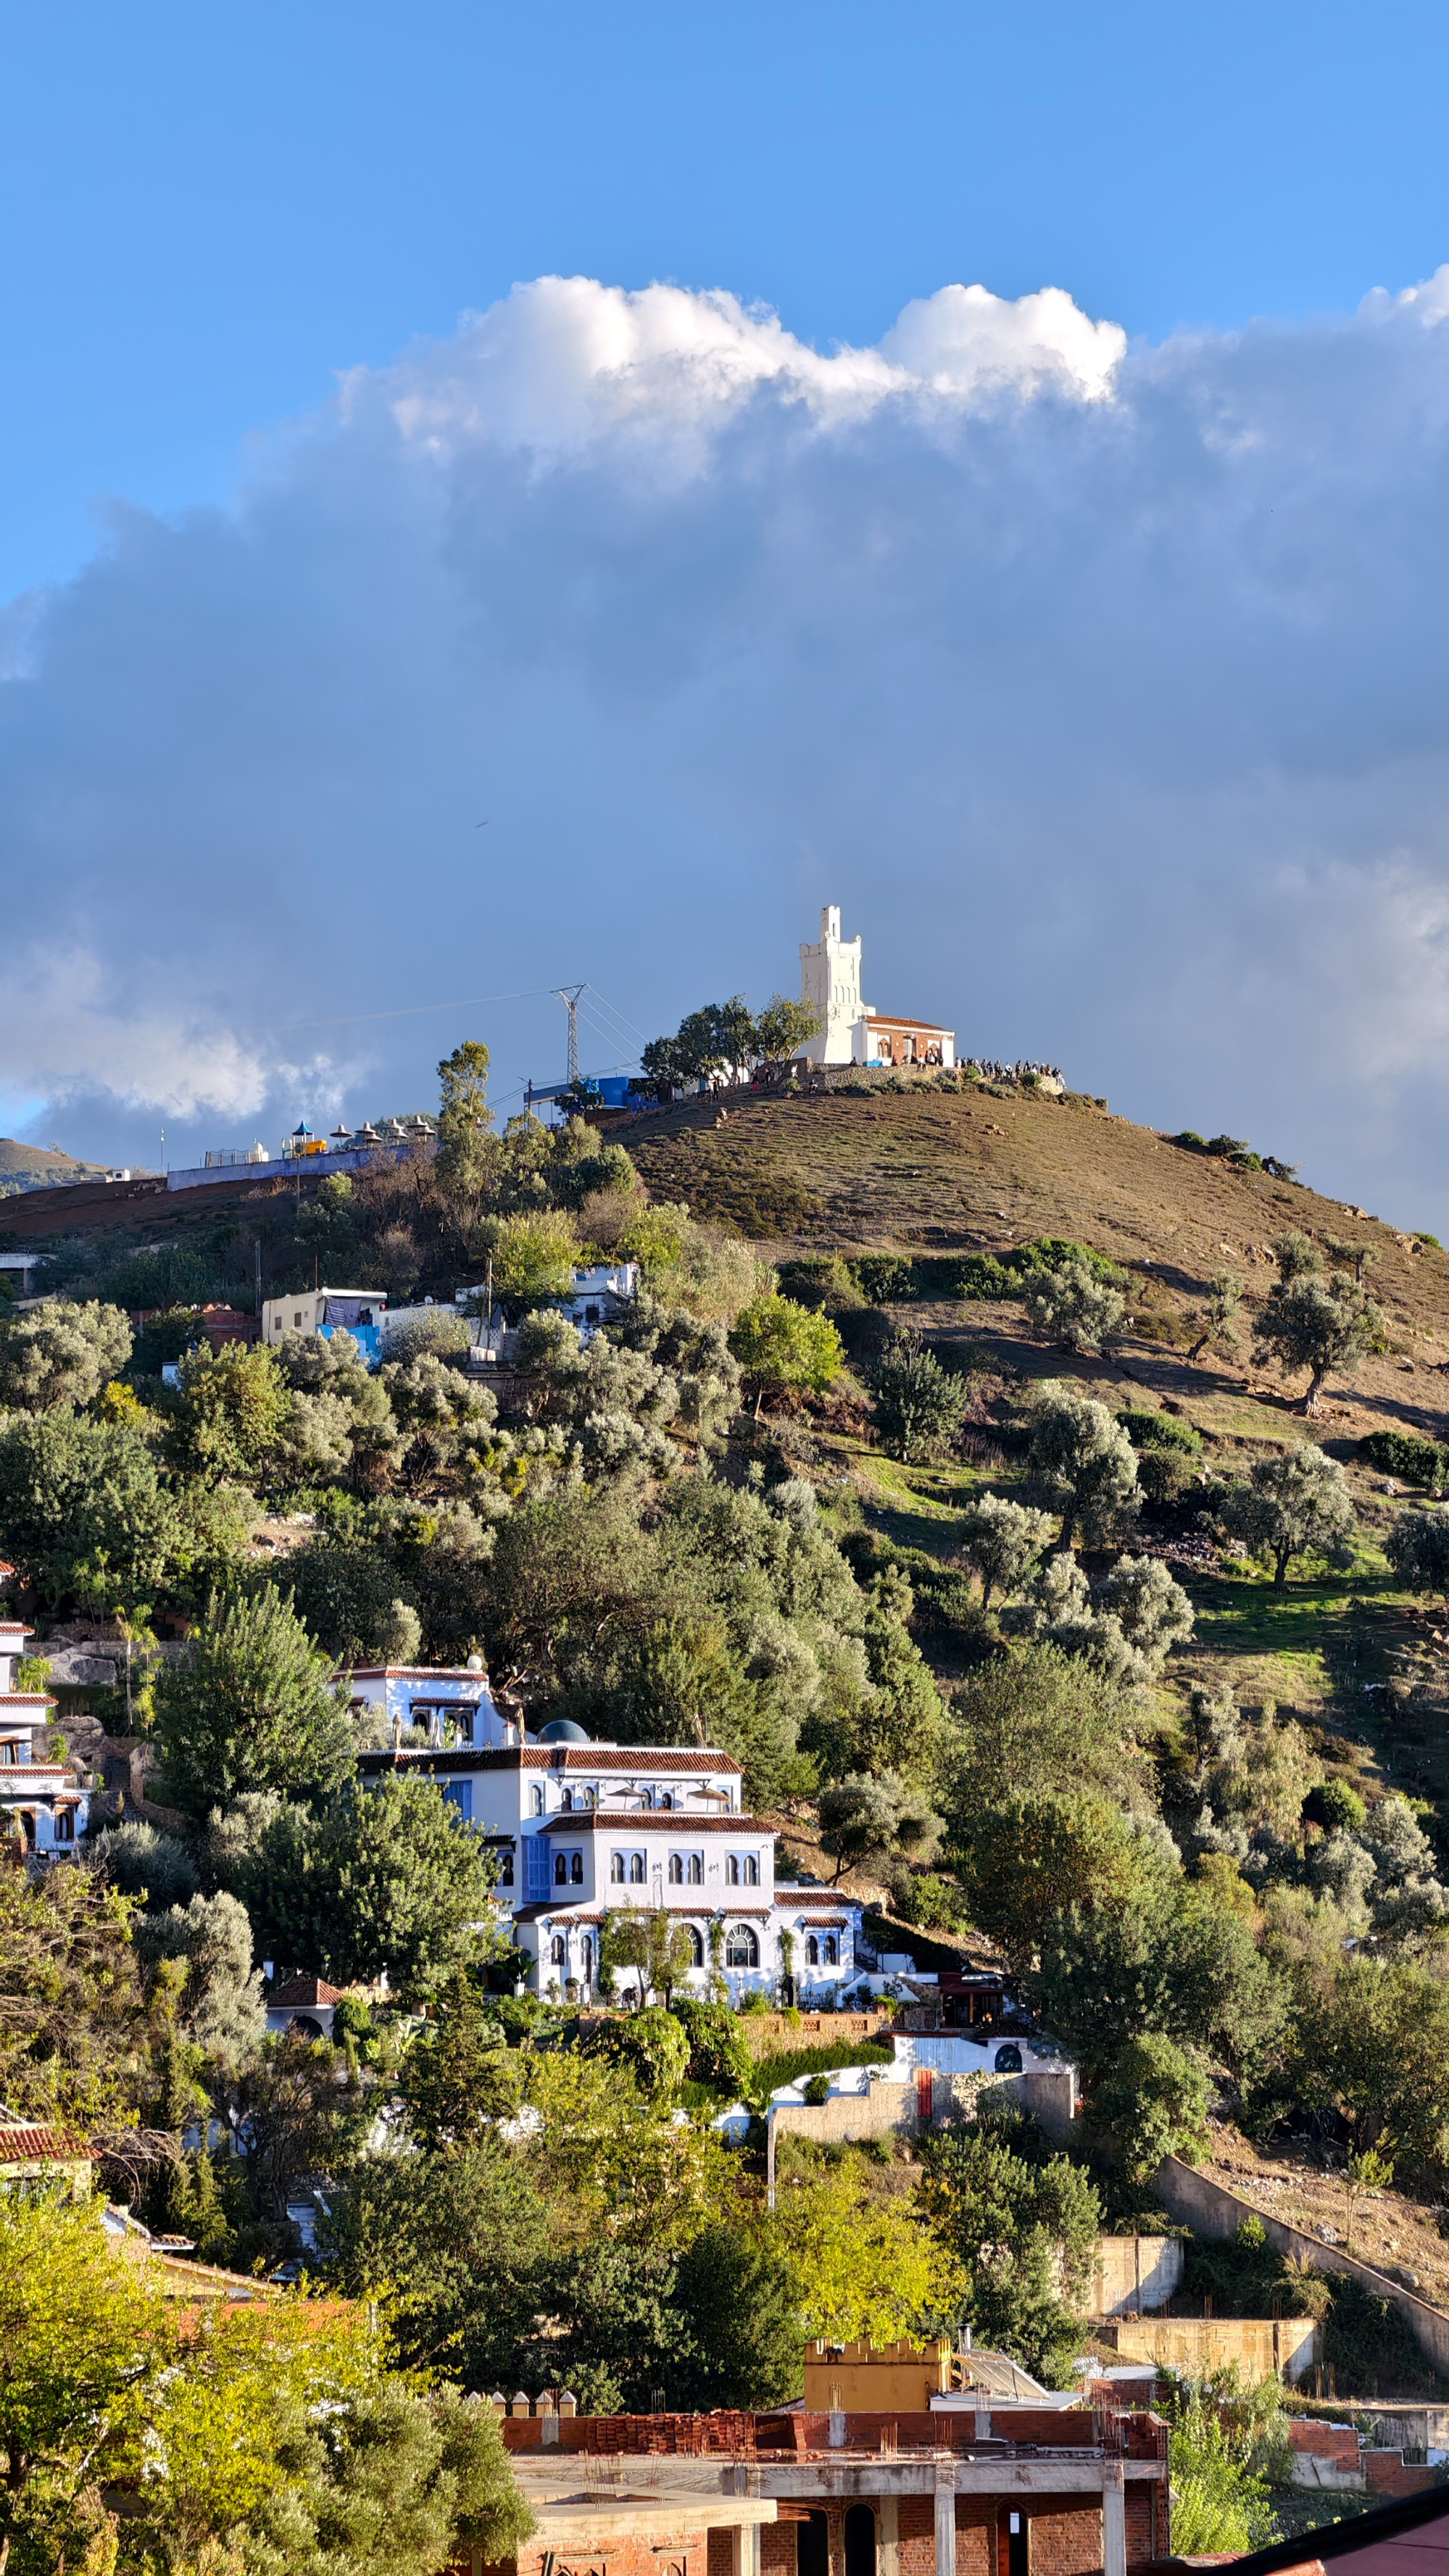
[{"left": 555, "top": 984, "right": 585, "bottom": 1087}]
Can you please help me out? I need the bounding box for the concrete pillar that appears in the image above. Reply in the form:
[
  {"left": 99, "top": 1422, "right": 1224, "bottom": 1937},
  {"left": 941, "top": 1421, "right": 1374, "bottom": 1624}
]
[
  {"left": 934, "top": 2464, "right": 957, "bottom": 2576},
  {"left": 880, "top": 2492, "right": 900, "bottom": 2576},
  {"left": 730, "top": 2525, "right": 763, "bottom": 2576},
  {"left": 1102, "top": 2461, "right": 1126, "bottom": 2576},
  {"left": 829, "top": 2411, "right": 847, "bottom": 2448}
]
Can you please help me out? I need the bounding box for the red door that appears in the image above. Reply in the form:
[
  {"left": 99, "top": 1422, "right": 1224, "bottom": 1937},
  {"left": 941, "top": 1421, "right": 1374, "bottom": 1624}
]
[{"left": 916, "top": 2068, "right": 934, "bottom": 2122}]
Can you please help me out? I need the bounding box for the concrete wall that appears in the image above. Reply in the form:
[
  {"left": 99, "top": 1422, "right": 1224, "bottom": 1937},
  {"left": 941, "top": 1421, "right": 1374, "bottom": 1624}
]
[
  {"left": 737, "top": 2013, "right": 892, "bottom": 2061},
  {"left": 1154, "top": 2157, "right": 1449, "bottom": 2383},
  {"left": 1092, "top": 2237, "right": 1184, "bottom": 2318},
  {"left": 1097, "top": 2316, "right": 1320, "bottom": 2385}
]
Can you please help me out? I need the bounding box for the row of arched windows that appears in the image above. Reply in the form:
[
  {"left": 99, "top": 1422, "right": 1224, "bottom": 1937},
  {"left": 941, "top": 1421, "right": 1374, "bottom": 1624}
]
[{"left": 545, "top": 1923, "right": 761, "bottom": 1972}]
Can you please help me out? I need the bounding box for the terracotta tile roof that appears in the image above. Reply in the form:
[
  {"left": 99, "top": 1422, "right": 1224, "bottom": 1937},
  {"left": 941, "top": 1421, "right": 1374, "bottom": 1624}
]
[
  {"left": 269, "top": 1974, "right": 345, "bottom": 2008},
  {"left": 541, "top": 1813, "right": 763, "bottom": 1835},
  {"left": 0, "top": 2123, "right": 93, "bottom": 2161}
]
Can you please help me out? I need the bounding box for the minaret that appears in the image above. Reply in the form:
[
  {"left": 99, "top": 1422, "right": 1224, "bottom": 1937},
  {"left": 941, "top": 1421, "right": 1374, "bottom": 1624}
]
[{"left": 798, "top": 905, "right": 865, "bottom": 1065}]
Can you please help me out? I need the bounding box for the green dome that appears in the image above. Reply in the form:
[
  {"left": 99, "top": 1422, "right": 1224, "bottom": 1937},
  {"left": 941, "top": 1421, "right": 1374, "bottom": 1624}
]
[{"left": 536, "top": 1717, "right": 591, "bottom": 1745}]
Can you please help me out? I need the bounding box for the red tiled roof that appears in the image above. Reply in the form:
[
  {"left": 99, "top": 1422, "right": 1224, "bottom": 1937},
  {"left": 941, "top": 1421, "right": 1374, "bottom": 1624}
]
[
  {"left": 270, "top": 1974, "right": 345, "bottom": 2007},
  {"left": 541, "top": 1813, "right": 763, "bottom": 1835},
  {"left": 0, "top": 2124, "right": 93, "bottom": 2161}
]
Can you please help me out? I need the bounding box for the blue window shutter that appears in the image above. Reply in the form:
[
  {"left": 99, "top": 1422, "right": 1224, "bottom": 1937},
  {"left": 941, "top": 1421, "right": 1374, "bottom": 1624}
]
[
  {"left": 525, "top": 1836, "right": 551, "bottom": 1900},
  {"left": 444, "top": 1780, "right": 473, "bottom": 1823}
]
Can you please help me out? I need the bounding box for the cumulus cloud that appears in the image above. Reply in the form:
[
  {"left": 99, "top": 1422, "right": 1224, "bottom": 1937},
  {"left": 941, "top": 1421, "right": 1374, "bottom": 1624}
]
[{"left": 4, "top": 267, "right": 1449, "bottom": 1216}]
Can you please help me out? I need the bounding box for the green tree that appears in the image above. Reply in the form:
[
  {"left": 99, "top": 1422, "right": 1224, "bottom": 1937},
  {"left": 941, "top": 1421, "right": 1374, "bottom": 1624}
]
[
  {"left": 669, "top": 1995, "right": 754, "bottom": 2095},
  {"left": 0, "top": 1410, "right": 180, "bottom": 1614},
  {"left": 672, "top": 2224, "right": 803, "bottom": 2406},
  {"left": 317, "top": 2143, "right": 552, "bottom": 2388},
  {"left": 818, "top": 1771, "right": 941, "bottom": 1882},
  {"left": 1292, "top": 1953, "right": 1449, "bottom": 2165},
  {"left": 1022, "top": 1257, "right": 1126, "bottom": 1355},
  {"left": 230, "top": 1775, "right": 502, "bottom": 2003},
  {"left": 1089, "top": 2032, "right": 1213, "bottom": 2187},
  {"left": 0, "top": 1864, "right": 151, "bottom": 2130},
  {"left": 0, "top": 1297, "right": 132, "bottom": 1413},
  {"left": 1255, "top": 1247, "right": 1382, "bottom": 1415},
  {"left": 136, "top": 1888, "right": 267, "bottom": 2073},
  {"left": 399, "top": 1968, "right": 521, "bottom": 2148},
  {"left": 1026, "top": 1381, "right": 1141, "bottom": 1550},
  {"left": 1030, "top": 1879, "right": 1284, "bottom": 2079},
  {"left": 729, "top": 1295, "right": 844, "bottom": 1421},
  {"left": 753, "top": 995, "right": 823, "bottom": 1062},
  {"left": 955, "top": 1790, "right": 1151, "bottom": 1970},
  {"left": 956, "top": 1495, "right": 1055, "bottom": 1610},
  {"left": 1188, "top": 1273, "right": 1244, "bottom": 1363},
  {"left": 870, "top": 1333, "right": 971, "bottom": 1461},
  {"left": 918, "top": 2110, "right": 1100, "bottom": 2385},
  {"left": 944, "top": 1642, "right": 1145, "bottom": 1821},
  {"left": 484, "top": 1208, "right": 581, "bottom": 1312},
  {"left": 1168, "top": 2401, "right": 1277, "bottom": 2554},
  {"left": 1387, "top": 1507, "right": 1449, "bottom": 1605},
  {"left": 1222, "top": 1443, "right": 1354, "bottom": 1587},
  {"left": 283, "top": 1534, "right": 424, "bottom": 1664},
  {"left": 590, "top": 1999, "right": 691, "bottom": 2095},
  {"left": 436, "top": 1036, "right": 497, "bottom": 1210},
  {"left": 154, "top": 1583, "right": 358, "bottom": 1817},
  {"left": 0, "top": 2195, "right": 170, "bottom": 2572},
  {"left": 167, "top": 1339, "right": 291, "bottom": 1483}
]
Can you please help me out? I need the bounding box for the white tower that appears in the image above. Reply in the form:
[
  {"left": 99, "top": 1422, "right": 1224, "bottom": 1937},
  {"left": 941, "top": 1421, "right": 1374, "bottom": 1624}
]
[{"left": 799, "top": 905, "right": 865, "bottom": 1065}]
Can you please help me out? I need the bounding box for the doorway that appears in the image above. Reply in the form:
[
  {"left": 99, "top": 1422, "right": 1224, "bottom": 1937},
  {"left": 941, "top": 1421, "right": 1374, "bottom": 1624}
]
[
  {"left": 844, "top": 2506, "right": 876, "bottom": 2576},
  {"left": 1005, "top": 2512, "right": 1029, "bottom": 2576},
  {"left": 798, "top": 2513, "right": 831, "bottom": 2576}
]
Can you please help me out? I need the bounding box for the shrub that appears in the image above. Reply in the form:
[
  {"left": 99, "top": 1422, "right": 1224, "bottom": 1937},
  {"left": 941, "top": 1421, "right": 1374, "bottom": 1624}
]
[
  {"left": 851, "top": 1256, "right": 918, "bottom": 1304},
  {"left": 1118, "top": 1409, "right": 1201, "bottom": 1457},
  {"left": 1362, "top": 1429, "right": 1446, "bottom": 1492}
]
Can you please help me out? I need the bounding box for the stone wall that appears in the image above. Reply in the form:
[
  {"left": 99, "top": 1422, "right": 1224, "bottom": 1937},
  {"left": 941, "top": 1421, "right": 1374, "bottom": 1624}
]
[
  {"left": 1154, "top": 2157, "right": 1449, "bottom": 2383},
  {"left": 1098, "top": 2315, "right": 1320, "bottom": 2385},
  {"left": 1092, "top": 2236, "right": 1183, "bottom": 2319}
]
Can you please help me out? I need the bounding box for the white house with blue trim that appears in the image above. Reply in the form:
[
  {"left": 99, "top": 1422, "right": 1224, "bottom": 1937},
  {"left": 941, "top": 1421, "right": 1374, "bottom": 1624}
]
[
  {"left": 348, "top": 1662, "right": 863, "bottom": 2003},
  {"left": 0, "top": 1622, "right": 88, "bottom": 1858}
]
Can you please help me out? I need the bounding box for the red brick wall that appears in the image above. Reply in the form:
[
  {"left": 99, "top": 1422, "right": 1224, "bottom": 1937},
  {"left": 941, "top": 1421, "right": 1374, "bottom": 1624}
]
[
  {"left": 898, "top": 2495, "right": 935, "bottom": 2576},
  {"left": 517, "top": 2529, "right": 709, "bottom": 2576},
  {"left": 1364, "top": 2452, "right": 1440, "bottom": 2498},
  {"left": 763, "top": 2525, "right": 797, "bottom": 2576},
  {"left": 708, "top": 2532, "right": 734, "bottom": 2576}
]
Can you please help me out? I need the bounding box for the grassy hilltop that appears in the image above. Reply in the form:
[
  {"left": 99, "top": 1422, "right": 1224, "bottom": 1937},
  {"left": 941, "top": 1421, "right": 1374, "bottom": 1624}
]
[{"left": 623, "top": 1075, "right": 1449, "bottom": 1801}]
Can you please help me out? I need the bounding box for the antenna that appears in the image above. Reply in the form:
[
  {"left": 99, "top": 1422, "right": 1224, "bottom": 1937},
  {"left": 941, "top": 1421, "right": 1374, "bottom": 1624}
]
[{"left": 555, "top": 984, "right": 585, "bottom": 1086}]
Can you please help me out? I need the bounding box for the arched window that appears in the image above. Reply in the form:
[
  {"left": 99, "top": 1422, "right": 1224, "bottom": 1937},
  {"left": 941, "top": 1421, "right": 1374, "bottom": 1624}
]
[
  {"left": 580, "top": 1935, "right": 594, "bottom": 1984},
  {"left": 668, "top": 1853, "right": 684, "bottom": 1885},
  {"left": 684, "top": 1924, "right": 704, "bottom": 1966},
  {"left": 688, "top": 1853, "right": 703, "bottom": 1885},
  {"left": 806, "top": 1935, "right": 819, "bottom": 1966},
  {"left": 743, "top": 1853, "right": 760, "bottom": 1885},
  {"left": 628, "top": 1853, "right": 646, "bottom": 1884},
  {"left": 727, "top": 1854, "right": 739, "bottom": 1885},
  {"left": 498, "top": 1850, "right": 515, "bottom": 1886},
  {"left": 610, "top": 1852, "right": 626, "bottom": 1883},
  {"left": 550, "top": 1934, "right": 567, "bottom": 1966},
  {"left": 823, "top": 1935, "right": 838, "bottom": 1966},
  {"left": 725, "top": 1924, "right": 759, "bottom": 1969},
  {"left": 554, "top": 1852, "right": 569, "bottom": 1886},
  {"left": 994, "top": 2043, "right": 1024, "bottom": 2074},
  {"left": 660, "top": 1792, "right": 674, "bottom": 1809},
  {"left": 570, "top": 1851, "right": 584, "bottom": 1884},
  {"left": 531, "top": 1784, "right": 544, "bottom": 1816}
]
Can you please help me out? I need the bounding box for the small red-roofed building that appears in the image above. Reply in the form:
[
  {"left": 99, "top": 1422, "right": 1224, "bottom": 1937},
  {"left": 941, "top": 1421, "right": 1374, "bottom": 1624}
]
[
  {"left": 0, "top": 2109, "right": 96, "bottom": 2200},
  {"left": 265, "top": 1972, "right": 348, "bottom": 2040}
]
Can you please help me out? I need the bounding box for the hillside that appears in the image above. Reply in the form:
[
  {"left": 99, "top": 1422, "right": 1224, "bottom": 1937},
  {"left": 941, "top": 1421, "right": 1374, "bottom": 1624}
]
[
  {"left": 0, "top": 1135, "right": 109, "bottom": 1197},
  {"left": 621, "top": 1076, "right": 1449, "bottom": 1808}
]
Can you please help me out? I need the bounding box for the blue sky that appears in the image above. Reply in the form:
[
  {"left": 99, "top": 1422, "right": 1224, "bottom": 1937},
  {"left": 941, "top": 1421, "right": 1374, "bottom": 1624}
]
[
  {"left": 7, "top": 3, "right": 1449, "bottom": 1223},
  {"left": 8, "top": 1, "right": 1449, "bottom": 600}
]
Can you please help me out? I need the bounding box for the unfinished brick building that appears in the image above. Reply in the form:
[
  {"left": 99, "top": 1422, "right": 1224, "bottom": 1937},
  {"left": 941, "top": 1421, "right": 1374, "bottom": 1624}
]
[{"left": 482, "top": 2393, "right": 1170, "bottom": 2576}]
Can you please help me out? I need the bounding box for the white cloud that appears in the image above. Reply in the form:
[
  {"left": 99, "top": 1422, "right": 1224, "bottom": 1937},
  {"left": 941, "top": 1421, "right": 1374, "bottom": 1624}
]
[{"left": 5, "top": 267, "right": 1449, "bottom": 1218}]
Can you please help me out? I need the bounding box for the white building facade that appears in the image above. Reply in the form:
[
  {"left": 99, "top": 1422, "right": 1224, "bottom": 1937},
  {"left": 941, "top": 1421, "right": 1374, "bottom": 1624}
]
[
  {"left": 798, "top": 905, "right": 955, "bottom": 1070},
  {"left": 349, "top": 1669, "right": 863, "bottom": 2003},
  {"left": 0, "top": 1621, "right": 88, "bottom": 1856}
]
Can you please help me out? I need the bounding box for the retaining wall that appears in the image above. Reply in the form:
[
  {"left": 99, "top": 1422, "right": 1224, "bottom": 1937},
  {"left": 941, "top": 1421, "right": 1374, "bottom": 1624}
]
[
  {"left": 1153, "top": 2156, "right": 1449, "bottom": 2383},
  {"left": 1092, "top": 2237, "right": 1184, "bottom": 2318}
]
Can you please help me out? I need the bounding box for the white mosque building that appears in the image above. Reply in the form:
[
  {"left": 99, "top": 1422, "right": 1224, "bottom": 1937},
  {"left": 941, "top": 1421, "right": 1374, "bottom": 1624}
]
[{"left": 798, "top": 905, "right": 956, "bottom": 1071}]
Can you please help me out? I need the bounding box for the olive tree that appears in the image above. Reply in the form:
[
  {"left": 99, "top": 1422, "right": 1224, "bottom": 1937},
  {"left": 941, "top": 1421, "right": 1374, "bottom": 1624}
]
[
  {"left": 955, "top": 1495, "right": 1055, "bottom": 1609},
  {"left": 1022, "top": 1258, "right": 1126, "bottom": 1355},
  {"left": 870, "top": 1334, "right": 971, "bottom": 1461},
  {"left": 729, "top": 1295, "right": 843, "bottom": 1422},
  {"left": 0, "top": 1298, "right": 132, "bottom": 1413},
  {"left": 1254, "top": 1237, "right": 1382, "bottom": 1415},
  {"left": 1221, "top": 1444, "right": 1354, "bottom": 1587},
  {"left": 1387, "top": 1507, "right": 1449, "bottom": 1605},
  {"left": 1187, "top": 1274, "right": 1243, "bottom": 1363},
  {"left": 1027, "top": 1382, "right": 1141, "bottom": 1550}
]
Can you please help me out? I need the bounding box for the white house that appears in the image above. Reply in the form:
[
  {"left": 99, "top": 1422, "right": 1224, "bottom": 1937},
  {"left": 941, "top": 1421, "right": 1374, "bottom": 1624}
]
[
  {"left": 798, "top": 905, "right": 955, "bottom": 1071},
  {"left": 349, "top": 1668, "right": 863, "bottom": 2002},
  {"left": 0, "top": 1622, "right": 88, "bottom": 1857}
]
